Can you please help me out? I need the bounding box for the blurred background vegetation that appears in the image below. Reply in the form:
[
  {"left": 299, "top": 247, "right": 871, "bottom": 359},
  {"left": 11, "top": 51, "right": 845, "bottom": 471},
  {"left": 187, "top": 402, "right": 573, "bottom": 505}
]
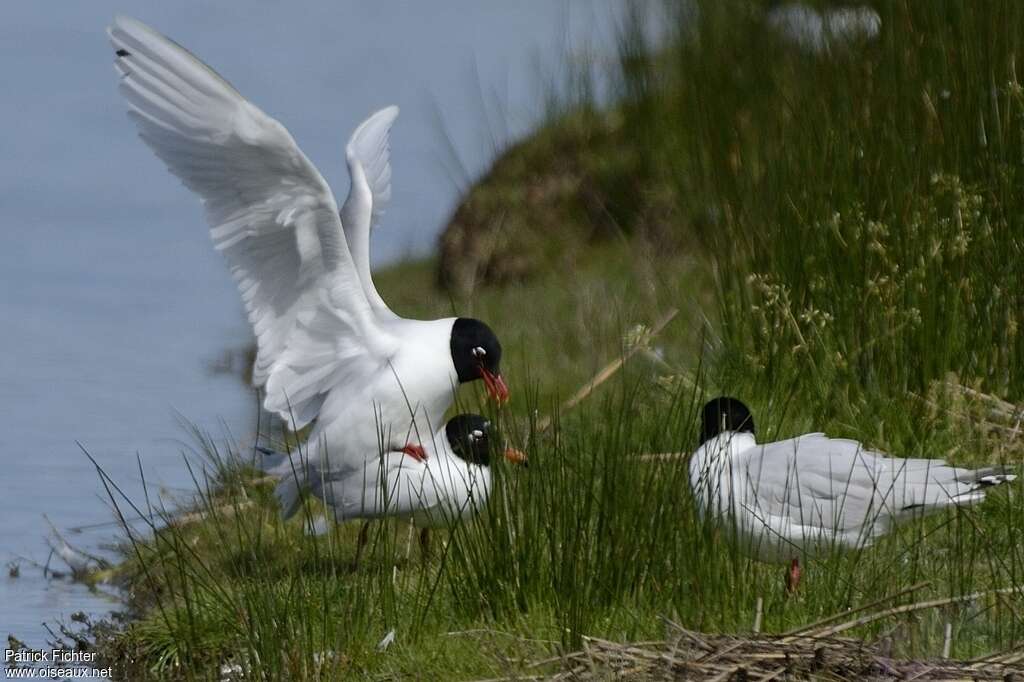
[{"left": 436, "top": 0, "right": 1024, "bottom": 424}]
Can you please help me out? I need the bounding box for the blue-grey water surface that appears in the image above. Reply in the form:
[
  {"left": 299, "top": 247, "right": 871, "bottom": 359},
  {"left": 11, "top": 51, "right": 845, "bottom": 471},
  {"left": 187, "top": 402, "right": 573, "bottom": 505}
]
[{"left": 0, "top": 1, "right": 639, "bottom": 646}]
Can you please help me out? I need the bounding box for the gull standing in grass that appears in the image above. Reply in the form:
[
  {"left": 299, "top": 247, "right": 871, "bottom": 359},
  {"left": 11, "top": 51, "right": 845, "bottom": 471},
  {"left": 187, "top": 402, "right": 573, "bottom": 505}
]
[
  {"left": 263, "top": 414, "right": 526, "bottom": 557},
  {"left": 107, "top": 17, "right": 510, "bottom": 509},
  {"left": 690, "top": 396, "right": 1015, "bottom": 587}
]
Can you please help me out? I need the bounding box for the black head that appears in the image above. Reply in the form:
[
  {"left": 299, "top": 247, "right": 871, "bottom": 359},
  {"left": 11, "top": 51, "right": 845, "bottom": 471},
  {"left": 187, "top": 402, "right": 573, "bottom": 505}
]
[
  {"left": 699, "top": 396, "right": 755, "bottom": 445},
  {"left": 445, "top": 414, "right": 493, "bottom": 466},
  {"left": 451, "top": 318, "right": 508, "bottom": 403}
]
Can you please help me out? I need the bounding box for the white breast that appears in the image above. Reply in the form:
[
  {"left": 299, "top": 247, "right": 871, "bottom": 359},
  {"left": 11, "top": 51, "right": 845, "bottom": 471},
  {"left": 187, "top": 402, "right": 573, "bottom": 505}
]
[
  {"left": 309, "top": 317, "right": 458, "bottom": 473},
  {"left": 412, "top": 454, "right": 492, "bottom": 528},
  {"left": 689, "top": 431, "right": 803, "bottom": 562},
  {"left": 312, "top": 443, "right": 491, "bottom": 528}
]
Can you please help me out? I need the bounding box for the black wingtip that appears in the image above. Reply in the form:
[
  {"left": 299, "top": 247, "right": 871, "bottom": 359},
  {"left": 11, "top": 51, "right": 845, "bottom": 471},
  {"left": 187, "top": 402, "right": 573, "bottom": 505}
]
[{"left": 115, "top": 48, "right": 131, "bottom": 57}]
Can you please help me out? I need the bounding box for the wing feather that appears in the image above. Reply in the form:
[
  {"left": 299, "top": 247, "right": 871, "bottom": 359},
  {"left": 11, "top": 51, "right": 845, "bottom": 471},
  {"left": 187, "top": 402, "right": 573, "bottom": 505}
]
[
  {"left": 109, "top": 15, "right": 395, "bottom": 428},
  {"left": 341, "top": 107, "right": 400, "bottom": 321},
  {"left": 742, "top": 434, "right": 1000, "bottom": 534}
]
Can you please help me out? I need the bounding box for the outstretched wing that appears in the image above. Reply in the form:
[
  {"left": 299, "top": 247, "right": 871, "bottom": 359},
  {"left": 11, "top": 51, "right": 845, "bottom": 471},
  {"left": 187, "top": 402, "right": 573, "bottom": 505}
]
[
  {"left": 109, "top": 15, "right": 396, "bottom": 428},
  {"left": 340, "top": 106, "right": 400, "bottom": 321}
]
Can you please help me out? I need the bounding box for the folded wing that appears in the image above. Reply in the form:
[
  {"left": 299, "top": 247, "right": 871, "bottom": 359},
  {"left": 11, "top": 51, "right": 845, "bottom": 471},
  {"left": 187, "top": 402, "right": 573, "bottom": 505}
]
[
  {"left": 741, "top": 433, "right": 1012, "bottom": 535},
  {"left": 109, "top": 15, "right": 395, "bottom": 428},
  {"left": 341, "top": 106, "right": 400, "bottom": 321}
]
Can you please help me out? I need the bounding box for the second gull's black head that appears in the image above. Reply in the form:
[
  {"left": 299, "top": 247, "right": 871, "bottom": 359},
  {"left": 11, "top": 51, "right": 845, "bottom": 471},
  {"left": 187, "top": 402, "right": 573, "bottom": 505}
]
[
  {"left": 445, "top": 414, "right": 493, "bottom": 466},
  {"left": 699, "top": 396, "right": 755, "bottom": 445}
]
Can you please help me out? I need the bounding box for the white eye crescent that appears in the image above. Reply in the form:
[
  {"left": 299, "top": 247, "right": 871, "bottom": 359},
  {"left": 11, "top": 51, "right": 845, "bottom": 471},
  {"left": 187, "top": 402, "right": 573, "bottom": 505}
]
[
  {"left": 471, "top": 429, "right": 484, "bottom": 439},
  {"left": 471, "top": 346, "right": 487, "bottom": 359}
]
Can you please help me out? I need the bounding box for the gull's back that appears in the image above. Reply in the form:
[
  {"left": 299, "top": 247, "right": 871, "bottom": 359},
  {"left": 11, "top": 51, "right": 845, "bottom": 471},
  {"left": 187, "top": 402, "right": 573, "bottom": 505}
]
[{"left": 690, "top": 431, "right": 1014, "bottom": 562}]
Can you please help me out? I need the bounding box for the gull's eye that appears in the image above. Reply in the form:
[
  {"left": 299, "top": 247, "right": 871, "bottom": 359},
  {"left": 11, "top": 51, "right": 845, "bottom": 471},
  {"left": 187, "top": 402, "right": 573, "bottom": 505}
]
[
  {"left": 471, "top": 346, "right": 487, "bottom": 359},
  {"left": 470, "top": 429, "right": 484, "bottom": 440}
]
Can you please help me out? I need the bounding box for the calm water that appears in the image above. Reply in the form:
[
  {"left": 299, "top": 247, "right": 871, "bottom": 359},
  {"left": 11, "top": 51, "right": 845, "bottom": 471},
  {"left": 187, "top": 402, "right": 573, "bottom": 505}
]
[{"left": 0, "top": 1, "right": 635, "bottom": 647}]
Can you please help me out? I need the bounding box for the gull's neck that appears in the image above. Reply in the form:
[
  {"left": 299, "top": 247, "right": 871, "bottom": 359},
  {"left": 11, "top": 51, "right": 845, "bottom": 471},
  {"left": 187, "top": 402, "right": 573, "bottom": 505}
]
[{"left": 705, "top": 430, "right": 757, "bottom": 461}]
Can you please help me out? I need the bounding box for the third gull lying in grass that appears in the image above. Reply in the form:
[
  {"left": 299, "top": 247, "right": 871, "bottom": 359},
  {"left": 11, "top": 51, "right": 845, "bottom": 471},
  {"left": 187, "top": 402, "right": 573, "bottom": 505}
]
[{"left": 689, "top": 396, "right": 1016, "bottom": 586}]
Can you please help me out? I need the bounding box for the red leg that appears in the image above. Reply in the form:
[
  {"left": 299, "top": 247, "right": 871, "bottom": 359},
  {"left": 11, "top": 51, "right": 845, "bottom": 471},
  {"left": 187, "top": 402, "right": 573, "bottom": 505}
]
[
  {"left": 785, "top": 557, "right": 802, "bottom": 595},
  {"left": 401, "top": 443, "right": 428, "bottom": 462},
  {"left": 351, "top": 521, "right": 370, "bottom": 571},
  {"left": 419, "top": 528, "right": 431, "bottom": 559}
]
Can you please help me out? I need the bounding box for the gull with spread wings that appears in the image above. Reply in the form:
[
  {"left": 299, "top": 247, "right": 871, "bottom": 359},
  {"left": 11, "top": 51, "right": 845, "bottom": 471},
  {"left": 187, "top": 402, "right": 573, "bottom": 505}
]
[{"left": 107, "top": 16, "right": 509, "bottom": 510}]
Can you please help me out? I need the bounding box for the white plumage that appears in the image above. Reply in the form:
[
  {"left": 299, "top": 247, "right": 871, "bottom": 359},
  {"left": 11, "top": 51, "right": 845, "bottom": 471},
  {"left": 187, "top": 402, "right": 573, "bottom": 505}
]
[
  {"left": 341, "top": 106, "right": 401, "bottom": 322},
  {"left": 315, "top": 430, "right": 491, "bottom": 528},
  {"left": 108, "top": 17, "right": 508, "bottom": 514},
  {"left": 262, "top": 414, "right": 523, "bottom": 526},
  {"left": 690, "top": 398, "right": 1015, "bottom": 563}
]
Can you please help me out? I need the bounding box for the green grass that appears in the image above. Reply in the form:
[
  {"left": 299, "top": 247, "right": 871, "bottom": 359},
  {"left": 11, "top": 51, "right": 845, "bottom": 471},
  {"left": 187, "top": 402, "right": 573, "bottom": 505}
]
[
  {"left": 92, "top": 378, "right": 1024, "bottom": 679},
  {"left": 85, "top": 1, "right": 1024, "bottom": 678}
]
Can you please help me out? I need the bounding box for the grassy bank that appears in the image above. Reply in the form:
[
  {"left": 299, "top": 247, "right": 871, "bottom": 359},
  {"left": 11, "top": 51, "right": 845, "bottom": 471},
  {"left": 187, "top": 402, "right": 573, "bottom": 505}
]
[{"left": 83, "top": 1, "right": 1024, "bottom": 678}]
